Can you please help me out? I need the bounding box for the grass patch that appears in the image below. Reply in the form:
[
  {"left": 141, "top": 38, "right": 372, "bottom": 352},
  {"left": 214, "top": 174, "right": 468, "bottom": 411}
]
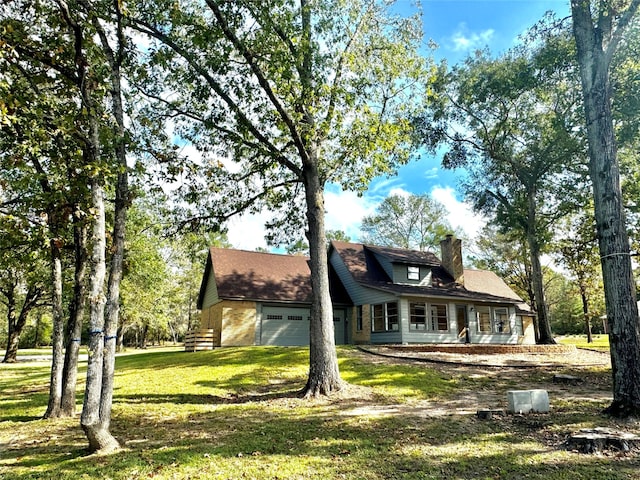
[
  {"left": 1, "top": 345, "right": 638, "bottom": 479},
  {"left": 557, "top": 335, "right": 610, "bottom": 351}
]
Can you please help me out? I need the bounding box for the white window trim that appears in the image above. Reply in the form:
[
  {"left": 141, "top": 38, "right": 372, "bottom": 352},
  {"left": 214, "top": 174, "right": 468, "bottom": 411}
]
[
  {"left": 407, "top": 266, "right": 420, "bottom": 281},
  {"left": 409, "top": 301, "right": 449, "bottom": 332},
  {"left": 371, "top": 302, "right": 399, "bottom": 332},
  {"left": 476, "top": 306, "right": 512, "bottom": 334}
]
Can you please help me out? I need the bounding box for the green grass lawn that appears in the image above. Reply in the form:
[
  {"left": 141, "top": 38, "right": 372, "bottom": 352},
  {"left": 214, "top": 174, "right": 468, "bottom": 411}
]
[
  {"left": 557, "top": 335, "right": 611, "bottom": 351},
  {"left": 1, "top": 346, "right": 637, "bottom": 480}
]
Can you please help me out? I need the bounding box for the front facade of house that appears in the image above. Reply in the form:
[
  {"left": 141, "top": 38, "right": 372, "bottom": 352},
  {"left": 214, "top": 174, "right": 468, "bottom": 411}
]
[
  {"left": 194, "top": 237, "right": 535, "bottom": 348},
  {"left": 330, "top": 238, "right": 534, "bottom": 346},
  {"left": 197, "top": 248, "right": 351, "bottom": 347}
]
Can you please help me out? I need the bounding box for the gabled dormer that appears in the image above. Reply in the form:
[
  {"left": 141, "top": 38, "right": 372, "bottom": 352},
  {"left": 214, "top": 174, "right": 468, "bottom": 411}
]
[{"left": 364, "top": 245, "right": 441, "bottom": 286}]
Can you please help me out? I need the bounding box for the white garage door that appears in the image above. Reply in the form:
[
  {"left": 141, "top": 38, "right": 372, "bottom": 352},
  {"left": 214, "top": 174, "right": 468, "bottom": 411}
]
[{"left": 261, "top": 306, "right": 346, "bottom": 346}]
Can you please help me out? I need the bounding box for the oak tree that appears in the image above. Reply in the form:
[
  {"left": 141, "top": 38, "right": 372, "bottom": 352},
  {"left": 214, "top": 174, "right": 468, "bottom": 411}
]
[
  {"left": 132, "top": 0, "right": 428, "bottom": 396},
  {"left": 417, "top": 30, "right": 586, "bottom": 344},
  {"left": 360, "top": 193, "right": 455, "bottom": 252},
  {"left": 570, "top": 0, "right": 640, "bottom": 416}
]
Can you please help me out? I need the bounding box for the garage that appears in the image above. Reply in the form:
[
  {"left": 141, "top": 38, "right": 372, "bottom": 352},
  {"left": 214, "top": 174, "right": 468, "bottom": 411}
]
[{"left": 260, "top": 305, "right": 346, "bottom": 346}]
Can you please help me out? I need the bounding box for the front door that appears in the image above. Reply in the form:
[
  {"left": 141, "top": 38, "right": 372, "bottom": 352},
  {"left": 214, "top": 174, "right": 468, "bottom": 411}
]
[{"left": 456, "top": 305, "right": 469, "bottom": 343}]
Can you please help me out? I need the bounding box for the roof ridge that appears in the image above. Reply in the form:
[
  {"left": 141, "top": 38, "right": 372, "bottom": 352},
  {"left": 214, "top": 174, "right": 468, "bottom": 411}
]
[{"left": 211, "top": 246, "right": 309, "bottom": 260}]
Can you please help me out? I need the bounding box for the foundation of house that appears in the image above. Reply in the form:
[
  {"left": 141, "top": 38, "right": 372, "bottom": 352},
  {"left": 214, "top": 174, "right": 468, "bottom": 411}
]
[{"left": 383, "top": 344, "right": 576, "bottom": 355}]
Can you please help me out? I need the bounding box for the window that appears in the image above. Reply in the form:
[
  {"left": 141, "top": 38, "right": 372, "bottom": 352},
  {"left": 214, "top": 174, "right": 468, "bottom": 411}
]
[
  {"left": 371, "top": 302, "right": 399, "bottom": 332},
  {"left": 430, "top": 304, "right": 449, "bottom": 331},
  {"left": 410, "top": 302, "right": 448, "bottom": 331},
  {"left": 407, "top": 266, "right": 420, "bottom": 281},
  {"left": 410, "top": 302, "right": 427, "bottom": 330},
  {"left": 477, "top": 307, "right": 491, "bottom": 332},
  {"left": 494, "top": 308, "right": 510, "bottom": 333},
  {"left": 356, "top": 305, "right": 363, "bottom": 331},
  {"left": 288, "top": 315, "right": 303, "bottom": 321},
  {"left": 477, "top": 306, "right": 511, "bottom": 333},
  {"left": 267, "top": 314, "right": 283, "bottom": 320},
  {"left": 387, "top": 302, "right": 399, "bottom": 330}
]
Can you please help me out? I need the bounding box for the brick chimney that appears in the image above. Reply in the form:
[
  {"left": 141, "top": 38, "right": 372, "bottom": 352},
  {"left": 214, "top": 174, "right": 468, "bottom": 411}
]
[{"left": 440, "top": 235, "right": 464, "bottom": 285}]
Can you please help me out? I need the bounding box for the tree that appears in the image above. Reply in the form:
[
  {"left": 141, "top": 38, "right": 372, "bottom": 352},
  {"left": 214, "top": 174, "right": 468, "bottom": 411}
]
[
  {"left": 553, "top": 210, "right": 605, "bottom": 343},
  {"left": 131, "top": 0, "right": 428, "bottom": 396},
  {"left": 570, "top": 0, "right": 640, "bottom": 416},
  {"left": 2, "top": 0, "right": 130, "bottom": 449},
  {"left": 544, "top": 269, "right": 585, "bottom": 335},
  {"left": 360, "top": 193, "right": 454, "bottom": 251},
  {"left": 0, "top": 0, "right": 93, "bottom": 416},
  {"left": 417, "top": 29, "right": 586, "bottom": 344},
  {"left": 0, "top": 212, "right": 48, "bottom": 363},
  {"left": 469, "top": 225, "right": 534, "bottom": 311},
  {"left": 86, "top": 0, "right": 131, "bottom": 452}
]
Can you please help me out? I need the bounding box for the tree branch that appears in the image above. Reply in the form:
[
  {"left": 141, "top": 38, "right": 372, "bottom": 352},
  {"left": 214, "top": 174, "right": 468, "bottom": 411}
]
[
  {"left": 604, "top": 0, "right": 640, "bottom": 65},
  {"left": 204, "top": 0, "right": 309, "bottom": 168},
  {"left": 131, "top": 16, "right": 303, "bottom": 176}
]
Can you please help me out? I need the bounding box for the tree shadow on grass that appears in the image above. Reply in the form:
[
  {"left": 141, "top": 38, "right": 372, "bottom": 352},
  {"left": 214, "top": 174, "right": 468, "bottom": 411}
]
[
  {"left": 4, "top": 390, "right": 640, "bottom": 480},
  {"left": 113, "top": 387, "right": 303, "bottom": 407}
]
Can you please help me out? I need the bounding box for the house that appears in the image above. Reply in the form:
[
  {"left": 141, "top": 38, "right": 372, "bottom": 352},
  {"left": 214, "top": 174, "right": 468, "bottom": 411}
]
[{"left": 194, "top": 236, "right": 535, "bottom": 348}]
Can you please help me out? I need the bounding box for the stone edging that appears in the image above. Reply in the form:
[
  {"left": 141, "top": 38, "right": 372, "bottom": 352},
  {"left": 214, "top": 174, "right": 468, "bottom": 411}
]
[{"left": 382, "top": 344, "right": 576, "bottom": 355}]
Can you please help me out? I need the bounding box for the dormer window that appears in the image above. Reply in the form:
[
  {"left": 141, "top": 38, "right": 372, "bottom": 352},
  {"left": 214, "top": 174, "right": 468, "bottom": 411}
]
[{"left": 407, "top": 266, "right": 420, "bottom": 280}]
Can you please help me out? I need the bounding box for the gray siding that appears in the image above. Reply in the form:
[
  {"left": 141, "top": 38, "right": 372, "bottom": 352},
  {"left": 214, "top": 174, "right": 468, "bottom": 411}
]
[
  {"left": 370, "top": 251, "right": 394, "bottom": 280},
  {"left": 392, "top": 264, "right": 432, "bottom": 285},
  {"left": 201, "top": 271, "right": 220, "bottom": 309},
  {"left": 329, "top": 249, "right": 395, "bottom": 305},
  {"left": 370, "top": 331, "right": 402, "bottom": 344}
]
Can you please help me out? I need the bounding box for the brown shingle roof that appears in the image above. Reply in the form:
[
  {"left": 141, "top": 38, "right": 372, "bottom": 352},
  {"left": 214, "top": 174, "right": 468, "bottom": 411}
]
[
  {"left": 329, "top": 241, "right": 387, "bottom": 283},
  {"left": 463, "top": 269, "right": 523, "bottom": 301},
  {"left": 365, "top": 244, "right": 441, "bottom": 266},
  {"left": 198, "top": 247, "right": 352, "bottom": 307},
  {"left": 330, "top": 240, "right": 525, "bottom": 306},
  {"left": 210, "top": 248, "right": 313, "bottom": 303}
]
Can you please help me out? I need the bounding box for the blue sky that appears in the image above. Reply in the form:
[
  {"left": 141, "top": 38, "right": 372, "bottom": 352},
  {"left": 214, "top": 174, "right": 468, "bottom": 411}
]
[{"left": 226, "top": 0, "right": 572, "bottom": 251}]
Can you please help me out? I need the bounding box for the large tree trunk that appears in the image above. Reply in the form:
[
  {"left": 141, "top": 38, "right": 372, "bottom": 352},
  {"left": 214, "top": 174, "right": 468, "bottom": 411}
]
[
  {"left": 98, "top": 31, "right": 128, "bottom": 428},
  {"left": 526, "top": 190, "right": 555, "bottom": 344},
  {"left": 44, "top": 229, "right": 66, "bottom": 419},
  {"left": 80, "top": 171, "right": 118, "bottom": 453},
  {"left": 78, "top": 48, "right": 118, "bottom": 457},
  {"left": 571, "top": 0, "right": 640, "bottom": 417},
  {"left": 300, "top": 160, "right": 342, "bottom": 397},
  {"left": 60, "top": 212, "right": 88, "bottom": 417}
]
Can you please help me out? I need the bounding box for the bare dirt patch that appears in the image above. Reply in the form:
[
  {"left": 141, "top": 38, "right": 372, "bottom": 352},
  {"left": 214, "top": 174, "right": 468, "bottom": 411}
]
[{"left": 344, "top": 346, "right": 613, "bottom": 418}]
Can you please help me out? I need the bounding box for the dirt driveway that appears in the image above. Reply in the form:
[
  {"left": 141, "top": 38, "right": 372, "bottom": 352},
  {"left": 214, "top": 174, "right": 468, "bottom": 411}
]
[{"left": 345, "top": 346, "right": 613, "bottom": 417}]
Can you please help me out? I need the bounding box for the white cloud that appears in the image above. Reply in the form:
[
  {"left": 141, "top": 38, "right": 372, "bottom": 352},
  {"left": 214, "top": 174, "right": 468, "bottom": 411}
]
[
  {"left": 430, "top": 185, "right": 485, "bottom": 240},
  {"left": 450, "top": 24, "right": 495, "bottom": 52},
  {"left": 225, "top": 211, "right": 270, "bottom": 251},
  {"left": 223, "top": 184, "right": 484, "bottom": 252},
  {"left": 387, "top": 187, "right": 411, "bottom": 198},
  {"left": 424, "top": 167, "right": 439, "bottom": 180},
  {"left": 324, "top": 188, "right": 377, "bottom": 242}
]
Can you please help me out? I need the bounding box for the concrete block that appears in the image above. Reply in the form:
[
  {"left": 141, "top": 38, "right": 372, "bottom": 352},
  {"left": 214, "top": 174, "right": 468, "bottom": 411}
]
[{"left": 507, "top": 389, "right": 549, "bottom": 414}]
